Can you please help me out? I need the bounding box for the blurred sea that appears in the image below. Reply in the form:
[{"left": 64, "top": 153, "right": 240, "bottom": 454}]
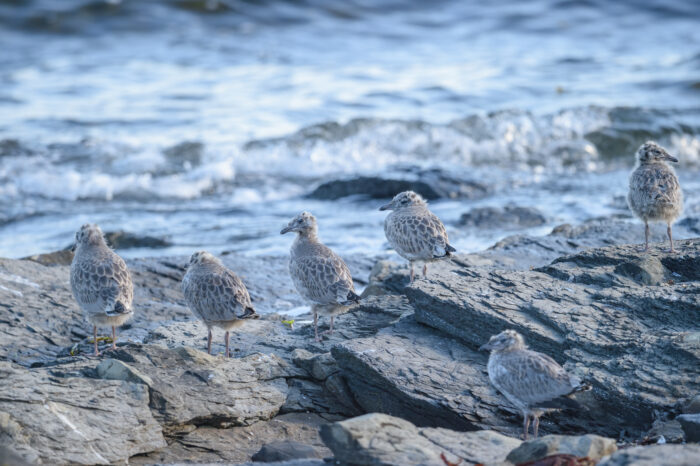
[{"left": 1, "top": 0, "right": 699, "bottom": 258}]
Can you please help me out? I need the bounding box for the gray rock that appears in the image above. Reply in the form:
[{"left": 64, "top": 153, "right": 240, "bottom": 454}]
[
  {"left": 320, "top": 413, "right": 520, "bottom": 466},
  {"left": 163, "top": 140, "right": 204, "bottom": 167},
  {"left": 132, "top": 413, "right": 332, "bottom": 465},
  {"left": 676, "top": 413, "right": 700, "bottom": 442},
  {"left": 598, "top": 444, "right": 700, "bottom": 466},
  {"left": 95, "top": 344, "right": 290, "bottom": 429},
  {"left": 459, "top": 205, "right": 547, "bottom": 229},
  {"left": 307, "top": 172, "right": 488, "bottom": 201},
  {"left": 103, "top": 230, "right": 171, "bottom": 249},
  {"left": 644, "top": 419, "right": 685, "bottom": 444},
  {"left": 402, "top": 240, "right": 700, "bottom": 438},
  {"left": 505, "top": 434, "right": 617, "bottom": 463},
  {"left": 0, "top": 361, "right": 166, "bottom": 465},
  {"left": 22, "top": 249, "right": 74, "bottom": 266},
  {"left": 684, "top": 394, "right": 700, "bottom": 414},
  {"left": 252, "top": 441, "right": 320, "bottom": 462}
]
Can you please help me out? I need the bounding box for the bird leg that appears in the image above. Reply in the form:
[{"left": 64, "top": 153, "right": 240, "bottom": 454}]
[
  {"left": 207, "top": 328, "right": 212, "bottom": 355},
  {"left": 422, "top": 263, "right": 428, "bottom": 278},
  {"left": 533, "top": 416, "right": 540, "bottom": 438},
  {"left": 313, "top": 311, "right": 321, "bottom": 342},
  {"left": 409, "top": 263, "right": 414, "bottom": 284},
  {"left": 322, "top": 315, "right": 335, "bottom": 335},
  {"left": 93, "top": 325, "right": 100, "bottom": 356},
  {"left": 644, "top": 221, "right": 649, "bottom": 252},
  {"left": 111, "top": 326, "right": 117, "bottom": 350},
  {"left": 522, "top": 414, "right": 530, "bottom": 441},
  {"left": 667, "top": 223, "right": 675, "bottom": 253},
  {"left": 225, "top": 331, "right": 230, "bottom": 358}
]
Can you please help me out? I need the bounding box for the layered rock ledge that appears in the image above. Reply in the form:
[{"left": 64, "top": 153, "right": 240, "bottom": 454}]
[{"left": 0, "top": 231, "right": 698, "bottom": 464}]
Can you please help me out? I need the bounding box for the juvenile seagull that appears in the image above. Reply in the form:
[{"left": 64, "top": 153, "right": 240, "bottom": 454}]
[
  {"left": 182, "top": 251, "right": 258, "bottom": 357},
  {"left": 480, "top": 330, "right": 589, "bottom": 440},
  {"left": 628, "top": 141, "right": 683, "bottom": 252},
  {"left": 281, "top": 212, "right": 360, "bottom": 342},
  {"left": 70, "top": 224, "right": 133, "bottom": 356},
  {"left": 379, "top": 191, "right": 455, "bottom": 283}
]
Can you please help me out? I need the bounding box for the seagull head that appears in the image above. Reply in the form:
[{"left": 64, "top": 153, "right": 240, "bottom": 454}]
[
  {"left": 74, "top": 223, "right": 106, "bottom": 249},
  {"left": 379, "top": 190, "right": 427, "bottom": 211},
  {"left": 637, "top": 141, "right": 678, "bottom": 165},
  {"left": 280, "top": 211, "right": 317, "bottom": 235},
  {"left": 479, "top": 329, "right": 526, "bottom": 353}
]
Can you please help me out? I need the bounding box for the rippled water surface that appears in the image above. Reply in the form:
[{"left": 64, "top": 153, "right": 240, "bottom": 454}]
[{"left": 1, "top": 0, "right": 699, "bottom": 258}]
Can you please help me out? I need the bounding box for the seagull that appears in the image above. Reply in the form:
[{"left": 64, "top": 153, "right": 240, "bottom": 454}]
[
  {"left": 627, "top": 141, "right": 683, "bottom": 252},
  {"left": 479, "top": 330, "right": 590, "bottom": 440},
  {"left": 182, "top": 251, "right": 258, "bottom": 357},
  {"left": 379, "top": 191, "right": 455, "bottom": 283},
  {"left": 70, "top": 224, "right": 134, "bottom": 356},
  {"left": 281, "top": 211, "right": 360, "bottom": 342}
]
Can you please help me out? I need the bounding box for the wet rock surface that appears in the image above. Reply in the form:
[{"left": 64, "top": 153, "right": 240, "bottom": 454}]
[
  {"left": 459, "top": 205, "right": 547, "bottom": 229},
  {"left": 320, "top": 413, "right": 521, "bottom": 466},
  {"left": 505, "top": 434, "right": 617, "bottom": 464},
  {"left": 0, "top": 223, "right": 698, "bottom": 464}
]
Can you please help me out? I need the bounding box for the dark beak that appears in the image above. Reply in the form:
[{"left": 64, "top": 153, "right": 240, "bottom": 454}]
[
  {"left": 70, "top": 243, "right": 76, "bottom": 252},
  {"left": 280, "top": 226, "right": 292, "bottom": 235},
  {"left": 663, "top": 153, "right": 679, "bottom": 163},
  {"left": 478, "top": 343, "right": 491, "bottom": 351},
  {"left": 379, "top": 203, "right": 392, "bottom": 211}
]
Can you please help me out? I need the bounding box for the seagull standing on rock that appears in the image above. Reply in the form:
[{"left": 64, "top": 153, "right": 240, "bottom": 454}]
[
  {"left": 182, "top": 251, "right": 258, "bottom": 357},
  {"left": 70, "top": 223, "right": 134, "bottom": 356},
  {"left": 281, "top": 212, "right": 360, "bottom": 342},
  {"left": 480, "top": 330, "right": 590, "bottom": 440},
  {"left": 379, "top": 191, "right": 455, "bottom": 283},
  {"left": 627, "top": 141, "right": 683, "bottom": 252}
]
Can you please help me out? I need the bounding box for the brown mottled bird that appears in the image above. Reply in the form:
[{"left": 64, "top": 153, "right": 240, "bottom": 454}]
[
  {"left": 182, "top": 251, "right": 258, "bottom": 357},
  {"left": 627, "top": 141, "right": 683, "bottom": 252},
  {"left": 70, "top": 223, "right": 134, "bottom": 356},
  {"left": 380, "top": 191, "right": 455, "bottom": 283},
  {"left": 281, "top": 212, "right": 360, "bottom": 342},
  {"left": 480, "top": 330, "right": 590, "bottom": 440}
]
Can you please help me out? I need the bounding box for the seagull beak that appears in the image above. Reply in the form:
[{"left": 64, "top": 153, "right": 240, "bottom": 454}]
[
  {"left": 70, "top": 243, "right": 76, "bottom": 252},
  {"left": 280, "top": 226, "right": 292, "bottom": 235},
  {"left": 478, "top": 343, "right": 491, "bottom": 351},
  {"left": 379, "top": 203, "right": 392, "bottom": 211},
  {"left": 663, "top": 153, "right": 679, "bottom": 163}
]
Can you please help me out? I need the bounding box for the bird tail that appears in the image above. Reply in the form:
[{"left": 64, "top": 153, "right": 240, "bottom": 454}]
[
  {"left": 446, "top": 243, "right": 456, "bottom": 253},
  {"left": 240, "top": 306, "right": 259, "bottom": 320},
  {"left": 106, "top": 301, "right": 131, "bottom": 316},
  {"left": 342, "top": 290, "right": 361, "bottom": 305}
]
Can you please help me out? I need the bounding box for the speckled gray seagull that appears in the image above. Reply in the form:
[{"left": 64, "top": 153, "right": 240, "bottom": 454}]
[
  {"left": 480, "top": 330, "right": 590, "bottom": 440},
  {"left": 379, "top": 191, "right": 455, "bottom": 283},
  {"left": 70, "top": 223, "right": 133, "bottom": 356},
  {"left": 182, "top": 251, "right": 258, "bottom": 357},
  {"left": 281, "top": 211, "right": 360, "bottom": 342},
  {"left": 628, "top": 141, "right": 683, "bottom": 252}
]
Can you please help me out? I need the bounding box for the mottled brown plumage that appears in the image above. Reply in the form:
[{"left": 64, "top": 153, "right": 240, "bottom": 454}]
[
  {"left": 281, "top": 212, "right": 360, "bottom": 341},
  {"left": 379, "top": 191, "right": 455, "bottom": 282},
  {"left": 182, "top": 251, "right": 258, "bottom": 357},
  {"left": 628, "top": 141, "right": 683, "bottom": 252},
  {"left": 480, "top": 330, "right": 588, "bottom": 440},
  {"left": 70, "top": 223, "right": 133, "bottom": 355}
]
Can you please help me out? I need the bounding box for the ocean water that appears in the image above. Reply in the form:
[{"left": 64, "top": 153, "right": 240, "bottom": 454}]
[{"left": 0, "top": 0, "right": 699, "bottom": 258}]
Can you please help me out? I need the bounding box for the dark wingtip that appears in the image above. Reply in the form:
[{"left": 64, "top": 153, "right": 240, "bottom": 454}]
[
  {"left": 446, "top": 244, "right": 456, "bottom": 253},
  {"left": 346, "top": 290, "right": 361, "bottom": 303},
  {"left": 107, "top": 301, "right": 131, "bottom": 316},
  {"left": 241, "top": 307, "right": 259, "bottom": 320}
]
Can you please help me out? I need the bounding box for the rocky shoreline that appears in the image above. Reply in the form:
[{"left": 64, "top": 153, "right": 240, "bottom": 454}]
[{"left": 1, "top": 218, "right": 699, "bottom": 465}]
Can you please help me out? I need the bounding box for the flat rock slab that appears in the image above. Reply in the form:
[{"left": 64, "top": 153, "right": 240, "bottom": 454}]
[
  {"left": 598, "top": 444, "right": 700, "bottom": 466},
  {"left": 95, "top": 344, "right": 290, "bottom": 430},
  {"left": 132, "top": 413, "right": 332, "bottom": 465},
  {"left": 406, "top": 239, "right": 700, "bottom": 437},
  {"left": 0, "top": 361, "right": 166, "bottom": 465},
  {"left": 320, "top": 413, "right": 520, "bottom": 466},
  {"left": 332, "top": 318, "right": 520, "bottom": 434},
  {"left": 506, "top": 434, "right": 617, "bottom": 463}
]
